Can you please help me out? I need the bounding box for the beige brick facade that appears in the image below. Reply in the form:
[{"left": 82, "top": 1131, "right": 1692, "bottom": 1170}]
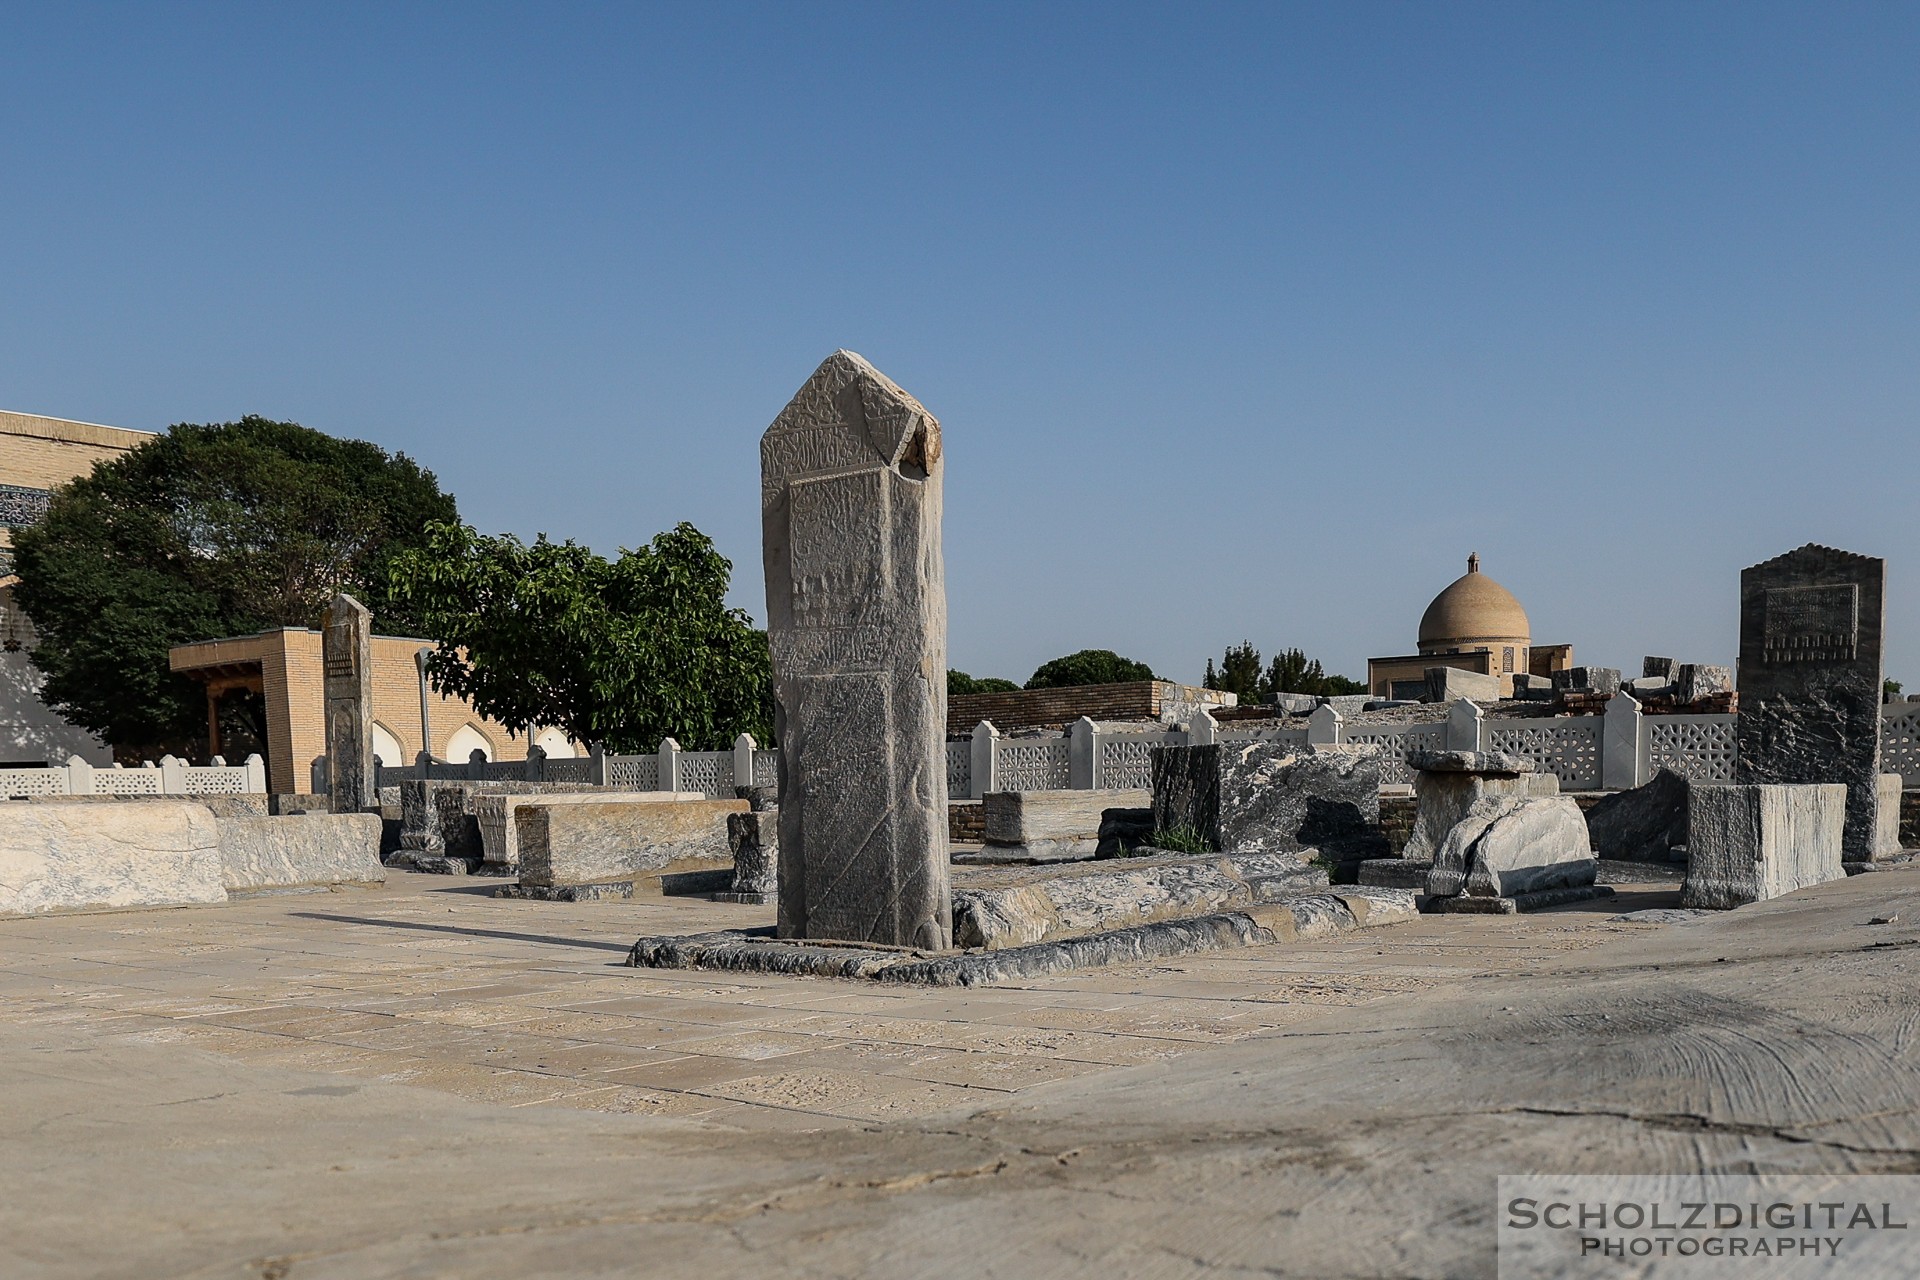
[{"left": 171, "top": 629, "right": 567, "bottom": 795}]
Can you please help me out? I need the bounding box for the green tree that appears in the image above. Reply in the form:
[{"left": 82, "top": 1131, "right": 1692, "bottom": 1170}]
[
  {"left": 1025, "top": 649, "right": 1156, "bottom": 689},
  {"left": 1205, "top": 641, "right": 1264, "bottom": 700},
  {"left": 390, "top": 521, "right": 771, "bottom": 753},
  {"left": 12, "top": 416, "right": 456, "bottom": 755},
  {"left": 1262, "top": 647, "right": 1367, "bottom": 697},
  {"left": 948, "top": 670, "right": 1018, "bottom": 695}
]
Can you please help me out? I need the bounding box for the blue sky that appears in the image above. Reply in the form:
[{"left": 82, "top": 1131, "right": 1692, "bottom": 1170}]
[{"left": 5, "top": 3, "right": 1918, "bottom": 685}]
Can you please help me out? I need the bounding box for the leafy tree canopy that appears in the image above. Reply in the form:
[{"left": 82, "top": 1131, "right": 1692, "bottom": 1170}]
[
  {"left": 948, "top": 670, "right": 1019, "bottom": 696},
  {"left": 389, "top": 521, "right": 771, "bottom": 753},
  {"left": 13, "top": 416, "right": 456, "bottom": 753},
  {"left": 1202, "top": 643, "right": 1366, "bottom": 700},
  {"left": 1025, "top": 649, "right": 1156, "bottom": 690}
]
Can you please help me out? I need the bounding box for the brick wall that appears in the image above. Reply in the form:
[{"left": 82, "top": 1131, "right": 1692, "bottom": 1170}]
[{"left": 947, "top": 681, "right": 1231, "bottom": 732}]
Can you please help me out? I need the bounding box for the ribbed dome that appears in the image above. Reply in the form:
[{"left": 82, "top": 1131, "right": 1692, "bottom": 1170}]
[{"left": 1418, "top": 553, "right": 1530, "bottom": 647}]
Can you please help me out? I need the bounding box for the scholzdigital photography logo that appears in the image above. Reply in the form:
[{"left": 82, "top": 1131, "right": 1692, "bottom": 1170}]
[{"left": 1496, "top": 1175, "right": 1920, "bottom": 1277}]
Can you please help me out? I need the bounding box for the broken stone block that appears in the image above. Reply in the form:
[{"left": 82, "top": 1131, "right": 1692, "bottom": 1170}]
[
  {"left": 717, "top": 809, "right": 778, "bottom": 904},
  {"left": 1642, "top": 656, "right": 1675, "bottom": 680},
  {"left": 1151, "top": 742, "right": 1386, "bottom": 866},
  {"left": 1583, "top": 768, "right": 1690, "bottom": 863},
  {"left": 1552, "top": 667, "right": 1622, "bottom": 695},
  {"left": 1401, "top": 750, "right": 1537, "bottom": 865},
  {"left": 1681, "top": 782, "right": 1846, "bottom": 909},
  {"left": 1675, "top": 663, "right": 1734, "bottom": 703},
  {"left": 1456, "top": 795, "right": 1596, "bottom": 898}
]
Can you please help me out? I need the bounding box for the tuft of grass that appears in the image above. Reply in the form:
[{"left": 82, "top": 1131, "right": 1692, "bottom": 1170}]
[{"left": 1146, "top": 822, "right": 1213, "bottom": 855}]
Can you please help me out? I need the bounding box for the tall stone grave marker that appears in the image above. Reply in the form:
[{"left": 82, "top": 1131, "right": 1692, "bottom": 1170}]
[
  {"left": 1735, "top": 544, "right": 1886, "bottom": 861},
  {"left": 761, "top": 351, "right": 951, "bottom": 948},
  {"left": 323, "top": 593, "right": 376, "bottom": 814}
]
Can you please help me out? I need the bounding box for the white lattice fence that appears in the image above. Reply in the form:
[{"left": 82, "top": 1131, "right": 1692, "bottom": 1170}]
[
  {"left": 0, "top": 768, "right": 68, "bottom": 797},
  {"left": 1486, "top": 719, "right": 1603, "bottom": 789},
  {"left": 0, "top": 755, "right": 263, "bottom": 798},
  {"left": 1648, "top": 714, "right": 1738, "bottom": 782},
  {"left": 605, "top": 755, "right": 660, "bottom": 790},
  {"left": 95, "top": 768, "right": 163, "bottom": 795},
  {"left": 752, "top": 750, "right": 779, "bottom": 790},
  {"left": 996, "top": 739, "right": 1071, "bottom": 792},
  {"left": 1342, "top": 725, "right": 1445, "bottom": 785},
  {"left": 1097, "top": 732, "right": 1182, "bottom": 790},
  {"left": 678, "top": 751, "right": 734, "bottom": 796},
  {"left": 946, "top": 741, "right": 972, "bottom": 797},
  {"left": 1882, "top": 704, "right": 1920, "bottom": 785}
]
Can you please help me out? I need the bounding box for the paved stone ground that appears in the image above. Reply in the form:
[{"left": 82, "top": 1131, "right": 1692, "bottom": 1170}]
[{"left": 4, "top": 868, "right": 1918, "bottom": 1278}]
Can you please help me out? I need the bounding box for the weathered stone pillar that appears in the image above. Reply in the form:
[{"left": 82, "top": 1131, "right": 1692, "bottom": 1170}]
[
  {"left": 323, "top": 593, "right": 376, "bottom": 814},
  {"left": 761, "top": 350, "right": 950, "bottom": 948},
  {"left": 1734, "top": 544, "right": 1886, "bottom": 862}
]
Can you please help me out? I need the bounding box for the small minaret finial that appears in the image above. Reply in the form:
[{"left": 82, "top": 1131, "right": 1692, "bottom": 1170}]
[{"left": 1467, "top": 552, "right": 1480, "bottom": 574}]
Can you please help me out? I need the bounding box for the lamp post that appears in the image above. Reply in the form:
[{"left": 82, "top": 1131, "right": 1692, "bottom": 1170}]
[{"left": 415, "top": 647, "right": 434, "bottom": 781}]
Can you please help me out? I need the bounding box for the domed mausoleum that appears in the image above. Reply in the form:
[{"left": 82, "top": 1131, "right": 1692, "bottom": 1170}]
[{"left": 1366, "top": 554, "right": 1573, "bottom": 700}]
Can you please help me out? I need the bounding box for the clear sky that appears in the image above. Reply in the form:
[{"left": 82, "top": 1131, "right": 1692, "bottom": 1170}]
[{"left": 5, "top": 4, "right": 1917, "bottom": 686}]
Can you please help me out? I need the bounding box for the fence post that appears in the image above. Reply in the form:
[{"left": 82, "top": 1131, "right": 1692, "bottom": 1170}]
[
  {"left": 160, "top": 754, "right": 187, "bottom": 795},
  {"left": 1446, "top": 699, "right": 1484, "bottom": 753},
  {"left": 658, "top": 738, "right": 681, "bottom": 793},
  {"left": 588, "top": 742, "right": 607, "bottom": 786},
  {"left": 524, "top": 744, "right": 546, "bottom": 782},
  {"left": 1068, "top": 717, "right": 1097, "bottom": 790},
  {"left": 1602, "top": 691, "right": 1646, "bottom": 790},
  {"left": 733, "top": 733, "right": 756, "bottom": 792},
  {"left": 970, "top": 721, "right": 999, "bottom": 799},
  {"left": 66, "top": 754, "right": 93, "bottom": 796},
  {"left": 1307, "top": 703, "right": 1342, "bottom": 747},
  {"left": 1190, "top": 708, "right": 1219, "bottom": 746},
  {"left": 244, "top": 753, "right": 267, "bottom": 794}
]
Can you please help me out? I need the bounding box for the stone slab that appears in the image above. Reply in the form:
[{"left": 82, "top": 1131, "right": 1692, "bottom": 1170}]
[
  {"left": 1877, "top": 772, "right": 1903, "bottom": 857},
  {"left": 762, "top": 350, "right": 950, "bottom": 949},
  {"left": 982, "top": 789, "right": 1150, "bottom": 862},
  {"left": 1425, "top": 667, "right": 1503, "bottom": 702},
  {"left": 473, "top": 791, "right": 696, "bottom": 873},
  {"left": 0, "top": 801, "right": 226, "bottom": 917},
  {"left": 951, "top": 853, "right": 1329, "bottom": 950},
  {"left": 1682, "top": 781, "right": 1847, "bottom": 909},
  {"left": 1406, "top": 750, "right": 1534, "bottom": 775},
  {"left": 628, "top": 889, "right": 1419, "bottom": 987},
  {"left": 217, "top": 813, "right": 385, "bottom": 893},
  {"left": 1429, "top": 885, "right": 1617, "bottom": 914},
  {"left": 515, "top": 797, "right": 746, "bottom": 888},
  {"left": 1356, "top": 858, "right": 1433, "bottom": 889}
]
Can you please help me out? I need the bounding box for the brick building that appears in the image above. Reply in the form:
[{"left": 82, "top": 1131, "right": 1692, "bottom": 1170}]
[{"left": 171, "top": 629, "right": 577, "bottom": 796}]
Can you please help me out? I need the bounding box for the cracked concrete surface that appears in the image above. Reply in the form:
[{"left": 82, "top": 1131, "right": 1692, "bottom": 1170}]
[{"left": 2, "top": 868, "right": 1918, "bottom": 1277}]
